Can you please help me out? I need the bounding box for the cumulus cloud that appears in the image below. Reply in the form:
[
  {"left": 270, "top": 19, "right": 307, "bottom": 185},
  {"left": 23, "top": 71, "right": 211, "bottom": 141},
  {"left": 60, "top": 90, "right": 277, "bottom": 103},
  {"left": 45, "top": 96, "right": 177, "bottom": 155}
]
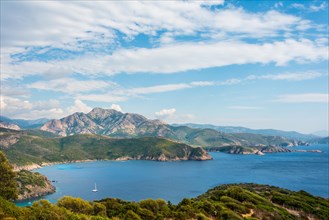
[
  {"left": 154, "top": 108, "right": 194, "bottom": 123},
  {"left": 155, "top": 108, "right": 176, "bottom": 118},
  {"left": 0, "top": 96, "right": 64, "bottom": 119},
  {"left": 67, "top": 99, "right": 92, "bottom": 114},
  {"left": 110, "top": 104, "right": 123, "bottom": 112}
]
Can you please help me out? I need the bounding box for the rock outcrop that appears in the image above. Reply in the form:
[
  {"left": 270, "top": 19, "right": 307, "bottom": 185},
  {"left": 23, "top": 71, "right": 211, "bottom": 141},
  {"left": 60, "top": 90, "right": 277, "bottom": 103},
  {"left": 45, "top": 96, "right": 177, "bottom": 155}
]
[
  {"left": 16, "top": 170, "right": 55, "bottom": 201},
  {"left": 0, "top": 121, "right": 21, "bottom": 131}
]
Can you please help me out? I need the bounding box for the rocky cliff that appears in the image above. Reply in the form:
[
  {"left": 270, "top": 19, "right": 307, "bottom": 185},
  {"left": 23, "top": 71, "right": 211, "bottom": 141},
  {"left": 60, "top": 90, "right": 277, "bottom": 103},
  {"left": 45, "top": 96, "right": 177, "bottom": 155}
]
[{"left": 15, "top": 170, "right": 55, "bottom": 201}]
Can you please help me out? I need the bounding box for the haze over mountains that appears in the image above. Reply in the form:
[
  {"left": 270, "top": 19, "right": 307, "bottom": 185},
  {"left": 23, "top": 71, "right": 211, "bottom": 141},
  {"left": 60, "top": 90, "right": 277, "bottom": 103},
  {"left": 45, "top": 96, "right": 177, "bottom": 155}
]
[
  {"left": 172, "top": 123, "right": 319, "bottom": 141},
  {"left": 0, "top": 116, "right": 49, "bottom": 129}
]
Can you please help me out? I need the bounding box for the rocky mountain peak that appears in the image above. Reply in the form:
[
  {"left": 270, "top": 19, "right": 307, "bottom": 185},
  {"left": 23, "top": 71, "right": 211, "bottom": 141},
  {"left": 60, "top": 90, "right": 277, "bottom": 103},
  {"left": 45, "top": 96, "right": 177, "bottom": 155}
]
[
  {"left": 87, "top": 107, "right": 122, "bottom": 121},
  {"left": 40, "top": 107, "right": 171, "bottom": 137}
]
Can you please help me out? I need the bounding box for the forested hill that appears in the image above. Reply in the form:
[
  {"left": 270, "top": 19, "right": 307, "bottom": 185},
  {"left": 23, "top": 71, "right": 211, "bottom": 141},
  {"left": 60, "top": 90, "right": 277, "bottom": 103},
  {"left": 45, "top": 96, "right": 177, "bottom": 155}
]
[
  {"left": 1, "top": 183, "right": 328, "bottom": 219},
  {"left": 0, "top": 128, "right": 211, "bottom": 168}
]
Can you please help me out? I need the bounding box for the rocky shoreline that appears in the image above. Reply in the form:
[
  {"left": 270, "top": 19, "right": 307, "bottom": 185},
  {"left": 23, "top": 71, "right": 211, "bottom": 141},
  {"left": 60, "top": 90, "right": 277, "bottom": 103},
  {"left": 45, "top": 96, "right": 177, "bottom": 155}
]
[
  {"left": 115, "top": 153, "right": 212, "bottom": 161},
  {"left": 207, "top": 145, "right": 323, "bottom": 155},
  {"left": 13, "top": 153, "right": 212, "bottom": 171},
  {"left": 13, "top": 159, "right": 99, "bottom": 171},
  {"left": 15, "top": 170, "right": 56, "bottom": 202}
]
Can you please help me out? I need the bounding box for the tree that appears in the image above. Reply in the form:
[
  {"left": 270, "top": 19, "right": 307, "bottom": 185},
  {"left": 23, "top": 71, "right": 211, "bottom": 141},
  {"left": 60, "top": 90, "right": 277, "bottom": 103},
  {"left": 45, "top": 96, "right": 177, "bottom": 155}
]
[{"left": 0, "top": 151, "right": 18, "bottom": 200}]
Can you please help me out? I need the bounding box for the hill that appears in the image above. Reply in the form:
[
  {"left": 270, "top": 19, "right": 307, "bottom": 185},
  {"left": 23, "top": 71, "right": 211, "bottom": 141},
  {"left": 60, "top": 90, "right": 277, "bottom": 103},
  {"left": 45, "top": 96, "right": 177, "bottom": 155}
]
[
  {"left": 173, "top": 123, "right": 317, "bottom": 141},
  {"left": 39, "top": 108, "right": 302, "bottom": 154},
  {"left": 0, "top": 129, "right": 211, "bottom": 167},
  {"left": 0, "top": 116, "right": 49, "bottom": 129},
  {"left": 309, "top": 136, "right": 329, "bottom": 145},
  {"left": 16, "top": 170, "right": 55, "bottom": 201},
  {"left": 1, "top": 183, "right": 328, "bottom": 219}
]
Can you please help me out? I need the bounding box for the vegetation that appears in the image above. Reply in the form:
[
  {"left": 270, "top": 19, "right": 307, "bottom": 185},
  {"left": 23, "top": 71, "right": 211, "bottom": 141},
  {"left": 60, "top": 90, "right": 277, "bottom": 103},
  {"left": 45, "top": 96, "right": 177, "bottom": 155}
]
[
  {"left": 0, "top": 129, "right": 209, "bottom": 167},
  {"left": 171, "top": 126, "right": 296, "bottom": 150},
  {"left": 1, "top": 183, "right": 328, "bottom": 219},
  {"left": 16, "top": 170, "right": 51, "bottom": 196},
  {"left": 0, "top": 151, "right": 18, "bottom": 200}
]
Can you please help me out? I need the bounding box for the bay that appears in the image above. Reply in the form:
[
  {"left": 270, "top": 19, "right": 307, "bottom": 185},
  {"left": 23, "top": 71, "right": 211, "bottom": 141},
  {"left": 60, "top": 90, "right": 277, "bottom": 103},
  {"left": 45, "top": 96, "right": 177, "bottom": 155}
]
[{"left": 16, "top": 144, "right": 329, "bottom": 206}]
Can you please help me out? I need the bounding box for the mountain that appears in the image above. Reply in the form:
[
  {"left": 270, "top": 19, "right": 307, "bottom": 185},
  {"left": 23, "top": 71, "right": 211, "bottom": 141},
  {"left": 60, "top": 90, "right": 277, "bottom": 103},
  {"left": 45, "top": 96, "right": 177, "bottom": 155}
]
[
  {"left": 0, "top": 128, "right": 211, "bottom": 167},
  {"left": 312, "top": 130, "right": 329, "bottom": 137},
  {"left": 0, "top": 121, "right": 21, "bottom": 131},
  {"left": 309, "top": 136, "right": 329, "bottom": 145},
  {"left": 0, "top": 116, "right": 50, "bottom": 129},
  {"left": 39, "top": 108, "right": 304, "bottom": 154},
  {"left": 41, "top": 107, "right": 174, "bottom": 137},
  {"left": 173, "top": 123, "right": 317, "bottom": 141}
]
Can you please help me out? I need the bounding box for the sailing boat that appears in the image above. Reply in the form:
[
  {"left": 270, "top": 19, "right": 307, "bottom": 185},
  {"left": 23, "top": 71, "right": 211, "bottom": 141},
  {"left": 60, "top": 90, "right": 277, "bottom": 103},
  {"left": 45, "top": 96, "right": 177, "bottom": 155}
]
[{"left": 92, "top": 183, "right": 98, "bottom": 192}]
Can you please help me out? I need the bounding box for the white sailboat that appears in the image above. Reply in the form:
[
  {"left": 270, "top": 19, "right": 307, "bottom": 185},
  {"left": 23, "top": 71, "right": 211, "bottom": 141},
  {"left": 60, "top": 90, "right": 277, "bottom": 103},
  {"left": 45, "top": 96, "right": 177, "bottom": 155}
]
[{"left": 92, "top": 183, "right": 98, "bottom": 192}]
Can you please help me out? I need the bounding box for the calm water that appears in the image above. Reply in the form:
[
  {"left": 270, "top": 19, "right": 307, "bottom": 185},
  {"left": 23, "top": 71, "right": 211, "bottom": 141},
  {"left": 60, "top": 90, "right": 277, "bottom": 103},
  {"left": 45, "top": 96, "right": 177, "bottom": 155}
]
[{"left": 16, "top": 144, "right": 328, "bottom": 206}]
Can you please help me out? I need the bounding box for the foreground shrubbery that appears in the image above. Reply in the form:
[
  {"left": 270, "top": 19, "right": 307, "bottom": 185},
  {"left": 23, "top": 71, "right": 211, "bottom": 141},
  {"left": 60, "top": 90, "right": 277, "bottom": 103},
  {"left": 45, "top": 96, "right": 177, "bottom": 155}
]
[{"left": 1, "top": 183, "right": 328, "bottom": 220}]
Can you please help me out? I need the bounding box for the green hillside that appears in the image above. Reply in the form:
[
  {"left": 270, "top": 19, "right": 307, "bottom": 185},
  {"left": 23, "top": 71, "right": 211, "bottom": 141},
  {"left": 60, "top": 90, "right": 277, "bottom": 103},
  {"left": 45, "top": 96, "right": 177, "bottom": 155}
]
[
  {"left": 1, "top": 183, "right": 328, "bottom": 220},
  {"left": 0, "top": 130, "right": 210, "bottom": 167}
]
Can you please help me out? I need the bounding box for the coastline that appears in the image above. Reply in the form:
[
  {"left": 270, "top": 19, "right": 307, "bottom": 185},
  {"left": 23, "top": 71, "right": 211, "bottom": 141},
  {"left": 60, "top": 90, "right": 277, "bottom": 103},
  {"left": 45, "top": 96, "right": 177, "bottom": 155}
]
[
  {"left": 12, "top": 154, "right": 212, "bottom": 171},
  {"left": 13, "top": 159, "right": 99, "bottom": 171},
  {"left": 12, "top": 147, "right": 322, "bottom": 171}
]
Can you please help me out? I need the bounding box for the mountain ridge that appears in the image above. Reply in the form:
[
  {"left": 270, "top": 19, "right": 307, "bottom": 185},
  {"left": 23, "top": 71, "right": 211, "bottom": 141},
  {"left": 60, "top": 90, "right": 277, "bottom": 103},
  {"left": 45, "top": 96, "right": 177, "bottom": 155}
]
[
  {"left": 39, "top": 108, "right": 307, "bottom": 152},
  {"left": 172, "top": 123, "right": 318, "bottom": 141}
]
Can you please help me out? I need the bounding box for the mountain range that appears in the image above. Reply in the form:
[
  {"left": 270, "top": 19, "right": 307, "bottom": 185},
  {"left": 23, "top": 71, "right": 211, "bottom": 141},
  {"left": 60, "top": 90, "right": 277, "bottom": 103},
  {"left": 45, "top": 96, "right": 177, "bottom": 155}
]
[
  {"left": 172, "top": 123, "right": 318, "bottom": 141},
  {"left": 0, "top": 116, "right": 49, "bottom": 129},
  {"left": 37, "top": 108, "right": 307, "bottom": 150}
]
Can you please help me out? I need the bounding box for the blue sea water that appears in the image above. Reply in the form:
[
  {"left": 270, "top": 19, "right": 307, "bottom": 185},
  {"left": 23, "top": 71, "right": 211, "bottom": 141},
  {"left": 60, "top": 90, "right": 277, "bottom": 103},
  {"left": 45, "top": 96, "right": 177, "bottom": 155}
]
[{"left": 16, "top": 144, "right": 329, "bottom": 206}]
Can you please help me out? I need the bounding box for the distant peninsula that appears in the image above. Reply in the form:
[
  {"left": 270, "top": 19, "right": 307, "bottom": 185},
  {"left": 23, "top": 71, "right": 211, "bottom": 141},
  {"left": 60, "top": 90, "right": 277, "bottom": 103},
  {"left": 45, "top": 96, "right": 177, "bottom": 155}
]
[{"left": 0, "top": 128, "right": 211, "bottom": 169}]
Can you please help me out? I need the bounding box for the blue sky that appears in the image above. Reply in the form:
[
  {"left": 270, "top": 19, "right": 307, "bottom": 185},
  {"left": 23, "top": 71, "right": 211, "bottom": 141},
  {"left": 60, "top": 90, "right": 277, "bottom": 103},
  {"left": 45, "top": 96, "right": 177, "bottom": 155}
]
[{"left": 1, "top": 0, "right": 328, "bottom": 134}]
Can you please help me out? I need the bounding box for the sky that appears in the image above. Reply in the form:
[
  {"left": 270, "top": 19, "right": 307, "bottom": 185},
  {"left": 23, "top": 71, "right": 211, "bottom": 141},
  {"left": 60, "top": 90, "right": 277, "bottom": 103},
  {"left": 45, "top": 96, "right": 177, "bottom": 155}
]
[{"left": 0, "top": 0, "right": 328, "bottom": 134}]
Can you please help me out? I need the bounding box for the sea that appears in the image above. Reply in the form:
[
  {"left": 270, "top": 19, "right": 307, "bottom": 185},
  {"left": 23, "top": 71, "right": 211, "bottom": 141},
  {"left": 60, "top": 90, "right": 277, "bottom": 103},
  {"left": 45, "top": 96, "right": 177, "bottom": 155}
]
[{"left": 16, "top": 144, "right": 329, "bottom": 206}]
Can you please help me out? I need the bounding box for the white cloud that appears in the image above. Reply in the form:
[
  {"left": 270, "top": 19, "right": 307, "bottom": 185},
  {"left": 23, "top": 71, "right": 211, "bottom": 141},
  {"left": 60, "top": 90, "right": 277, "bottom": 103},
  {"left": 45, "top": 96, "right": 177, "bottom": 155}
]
[
  {"left": 28, "top": 78, "right": 116, "bottom": 94},
  {"left": 0, "top": 96, "right": 64, "bottom": 119},
  {"left": 217, "top": 78, "right": 241, "bottom": 85},
  {"left": 275, "top": 93, "right": 329, "bottom": 103},
  {"left": 1, "top": 96, "right": 92, "bottom": 119},
  {"left": 154, "top": 108, "right": 194, "bottom": 123},
  {"left": 227, "top": 106, "right": 263, "bottom": 110},
  {"left": 110, "top": 104, "right": 122, "bottom": 112},
  {"left": 3, "top": 39, "right": 326, "bottom": 80},
  {"left": 67, "top": 99, "right": 92, "bottom": 114},
  {"left": 200, "top": 0, "right": 225, "bottom": 6},
  {"left": 274, "top": 2, "right": 283, "bottom": 8},
  {"left": 155, "top": 108, "right": 176, "bottom": 117},
  {"left": 292, "top": 2, "right": 327, "bottom": 12},
  {"left": 246, "top": 72, "right": 324, "bottom": 81},
  {"left": 309, "top": 2, "right": 328, "bottom": 12},
  {"left": 1, "top": 1, "right": 313, "bottom": 49},
  {"left": 76, "top": 81, "right": 216, "bottom": 103}
]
